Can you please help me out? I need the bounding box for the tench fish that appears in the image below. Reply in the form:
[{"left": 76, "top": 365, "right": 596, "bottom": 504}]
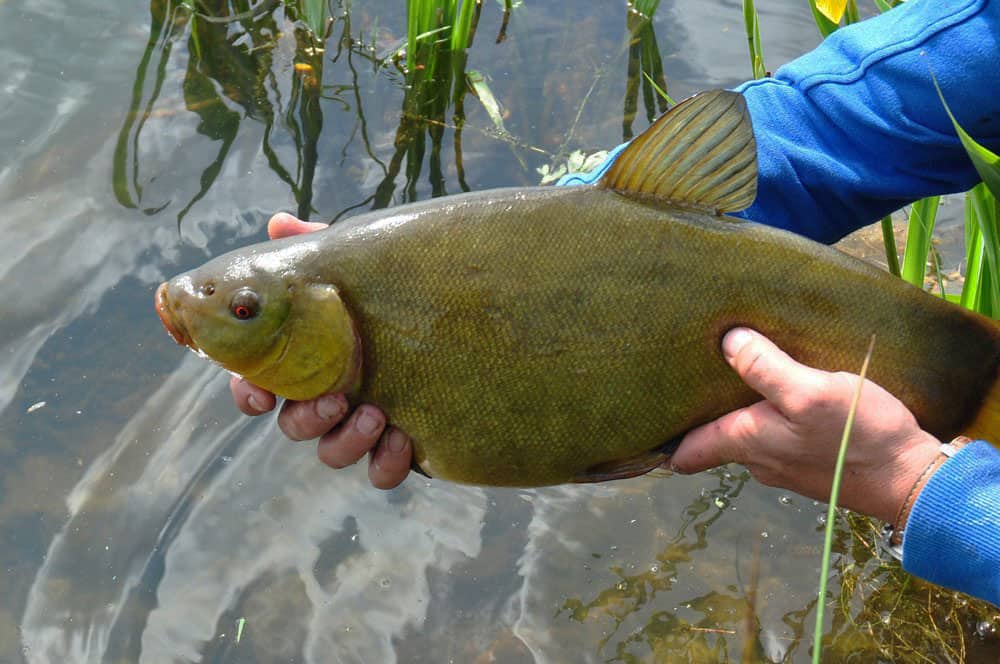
[{"left": 155, "top": 91, "right": 1000, "bottom": 487}]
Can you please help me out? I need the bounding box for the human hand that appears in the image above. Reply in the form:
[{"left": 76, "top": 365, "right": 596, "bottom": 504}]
[
  {"left": 228, "top": 212, "right": 413, "bottom": 489},
  {"left": 670, "top": 328, "right": 942, "bottom": 524}
]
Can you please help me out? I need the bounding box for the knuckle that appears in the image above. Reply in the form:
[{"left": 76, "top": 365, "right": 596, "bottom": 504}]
[
  {"left": 730, "top": 409, "right": 762, "bottom": 444},
  {"left": 784, "top": 375, "right": 837, "bottom": 418},
  {"left": 278, "top": 403, "right": 312, "bottom": 441}
]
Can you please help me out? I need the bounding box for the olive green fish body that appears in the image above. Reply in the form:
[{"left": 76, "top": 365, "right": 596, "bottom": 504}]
[
  {"left": 156, "top": 91, "right": 1000, "bottom": 487},
  {"left": 285, "top": 186, "right": 999, "bottom": 485}
]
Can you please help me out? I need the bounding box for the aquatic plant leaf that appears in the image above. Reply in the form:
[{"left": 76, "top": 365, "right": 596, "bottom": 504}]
[
  {"left": 934, "top": 77, "right": 1000, "bottom": 314},
  {"left": 742, "top": 0, "right": 767, "bottom": 79},
  {"left": 900, "top": 196, "right": 940, "bottom": 288},
  {"left": 467, "top": 70, "right": 509, "bottom": 137}
]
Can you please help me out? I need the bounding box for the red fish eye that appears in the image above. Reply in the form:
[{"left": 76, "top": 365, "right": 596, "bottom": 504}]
[{"left": 230, "top": 290, "right": 260, "bottom": 320}]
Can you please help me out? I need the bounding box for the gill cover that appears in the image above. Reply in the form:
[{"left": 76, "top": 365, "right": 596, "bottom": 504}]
[{"left": 248, "top": 282, "right": 360, "bottom": 401}]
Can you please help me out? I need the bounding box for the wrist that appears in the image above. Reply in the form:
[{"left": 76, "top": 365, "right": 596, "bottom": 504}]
[{"left": 886, "top": 436, "right": 973, "bottom": 546}]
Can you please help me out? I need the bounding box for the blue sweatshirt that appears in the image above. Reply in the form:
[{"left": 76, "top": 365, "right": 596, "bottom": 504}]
[{"left": 560, "top": 0, "right": 1000, "bottom": 605}]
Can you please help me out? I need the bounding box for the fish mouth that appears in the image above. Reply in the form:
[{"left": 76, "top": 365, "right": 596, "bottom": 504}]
[{"left": 155, "top": 282, "right": 194, "bottom": 348}]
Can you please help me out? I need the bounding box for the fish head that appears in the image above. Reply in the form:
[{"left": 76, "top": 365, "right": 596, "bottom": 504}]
[{"left": 155, "top": 243, "right": 360, "bottom": 401}]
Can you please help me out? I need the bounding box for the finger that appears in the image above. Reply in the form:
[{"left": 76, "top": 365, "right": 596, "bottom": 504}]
[
  {"left": 368, "top": 428, "right": 413, "bottom": 490},
  {"left": 316, "top": 405, "right": 386, "bottom": 469},
  {"left": 722, "top": 328, "right": 824, "bottom": 409},
  {"left": 267, "top": 212, "right": 327, "bottom": 240},
  {"left": 670, "top": 400, "right": 782, "bottom": 474},
  {"left": 230, "top": 376, "right": 277, "bottom": 415},
  {"left": 277, "top": 393, "right": 349, "bottom": 441}
]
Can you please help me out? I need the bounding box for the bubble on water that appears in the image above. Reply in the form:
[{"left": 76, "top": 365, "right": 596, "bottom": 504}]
[
  {"left": 378, "top": 577, "right": 391, "bottom": 589},
  {"left": 975, "top": 620, "right": 997, "bottom": 639},
  {"left": 760, "top": 531, "right": 769, "bottom": 539},
  {"left": 778, "top": 495, "right": 792, "bottom": 505},
  {"left": 816, "top": 514, "right": 827, "bottom": 526},
  {"left": 714, "top": 496, "right": 728, "bottom": 509}
]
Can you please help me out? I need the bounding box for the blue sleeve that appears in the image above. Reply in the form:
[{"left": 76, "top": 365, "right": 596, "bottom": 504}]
[
  {"left": 736, "top": 0, "right": 1000, "bottom": 242},
  {"left": 902, "top": 440, "right": 1000, "bottom": 605}
]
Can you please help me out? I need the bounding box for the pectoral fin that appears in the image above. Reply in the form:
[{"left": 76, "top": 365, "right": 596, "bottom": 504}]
[
  {"left": 599, "top": 90, "right": 757, "bottom": 214},
  {"left": 573, "top": 437, "right": 682, "bottom": 484}
]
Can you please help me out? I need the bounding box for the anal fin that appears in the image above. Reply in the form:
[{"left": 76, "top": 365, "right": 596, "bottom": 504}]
[{"left": 573, "top": 436, "right": 682, "bottom": 484}]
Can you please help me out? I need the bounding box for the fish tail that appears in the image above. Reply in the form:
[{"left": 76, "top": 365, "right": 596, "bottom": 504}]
[{"left": 963, "top": 369, "right": 1000, "bottom": 446}]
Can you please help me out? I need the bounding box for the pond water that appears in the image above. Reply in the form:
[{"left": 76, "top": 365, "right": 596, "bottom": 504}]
[{"left": 1, "top": 1, "right": 997, "bottom": 662}]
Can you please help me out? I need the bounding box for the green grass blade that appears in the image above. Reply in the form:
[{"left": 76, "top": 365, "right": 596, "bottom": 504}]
[
  {"left": 844, "top": 0, "right": 860, "bottom": 24},
  {"left": 298, "top": 0, "right": 327, "bottom": 39},
  {"left": 873, "top": 0, "right": 894, "bottom": 13},
  {"left": 406, "top": 0, "right": 418, "bottom": 71},
  {"left": 742, "top": 0, "right": 767, "bottom": 79},
  {"left": 451, "top": 0, "right": 476, "bottom": 51},
  {"left": 966, "top": 184, "right": 1000, "bottom": 313},
  {"left": 879, "top": 214, "right": 901, "bottom": 277},
  {"left": 900, "top": 196, "right": 940, "bottom": 288},
  {"left": 812, "top": 335, "right": 876, "bottom": 664},
  {"left": 642, "top": 71, "right": 675, "bottom": 106},
  {"left": 960, "top": 209, "right": 985, "bottom": 311},
  {"left": 932, "top": 74, "right": 1000, "bottom": 314},
  {"left": 631, "top": 0, "right": 661, "bottom": 17}
]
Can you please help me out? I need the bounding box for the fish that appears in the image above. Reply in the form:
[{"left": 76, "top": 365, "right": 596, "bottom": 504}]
[{"left": 155, "top": 90, "right": 1000, "bottom": 487}]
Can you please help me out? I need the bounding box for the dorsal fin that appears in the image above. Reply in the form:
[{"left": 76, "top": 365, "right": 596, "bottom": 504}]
[{"left": 599, "top": 90, "right": 757, "bottom": 214}]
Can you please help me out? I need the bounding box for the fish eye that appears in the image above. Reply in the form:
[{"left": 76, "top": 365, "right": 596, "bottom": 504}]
[{"left": 230, "top": 289, "right": 260, "bottom": 320}]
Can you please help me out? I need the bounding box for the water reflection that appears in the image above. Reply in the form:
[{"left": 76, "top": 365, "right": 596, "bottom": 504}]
[
  {"left": 22, "top": 356, "right": 487, "bottom": 662},
  {"left": 113, "top": 0, "right": 332, "bottom": 221}
]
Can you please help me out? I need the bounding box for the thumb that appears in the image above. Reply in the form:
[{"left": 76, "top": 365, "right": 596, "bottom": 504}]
[
  {"left": 669, "top": 328, "right": 820, "bottom": 475},
  {"left": 267, "top": 212, "right": 327, "bottom": 240},
  {"left": 721, "top": 327, "right": 824, "bottom": 412}
]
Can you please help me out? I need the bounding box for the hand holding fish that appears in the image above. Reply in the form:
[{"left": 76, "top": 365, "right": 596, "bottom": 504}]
[
  {"left": 229, "top": 213, "right": 414, "bottom": 490},
  {"left": 671, "top": 328, "right": 942, "bottom": 524}
]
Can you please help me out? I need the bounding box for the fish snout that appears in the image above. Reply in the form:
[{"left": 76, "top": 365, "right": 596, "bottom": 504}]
[{"left": 155, "top": 282, "right": 193, "bottom": 347}]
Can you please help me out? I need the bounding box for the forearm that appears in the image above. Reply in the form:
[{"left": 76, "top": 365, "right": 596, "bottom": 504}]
[
  {"left": 902, "top": 440, "right": 1000, "bottom": 606},
  {"left": 736, "top": 0, "right": 1000, "bottom": 242}
]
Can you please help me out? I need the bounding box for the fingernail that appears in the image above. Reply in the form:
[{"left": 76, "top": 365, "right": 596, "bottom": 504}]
[
  {"left": 247, "top": 393, "right": 263, "bottom": 413},
  {"left": 669, "top": 462, "right": 688, "bottom": 475},
  {"left": 722, "top": 328, "right": 753, "bottom": 361},
  {"left": 356, "top": 409, "right": 381, "bottom": 435},
  {"left": 387, "top": 430, "right": 407, "bottom": 454},
  {"left": 317, "top": 394, "right": 345, "bottom": 420}
]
